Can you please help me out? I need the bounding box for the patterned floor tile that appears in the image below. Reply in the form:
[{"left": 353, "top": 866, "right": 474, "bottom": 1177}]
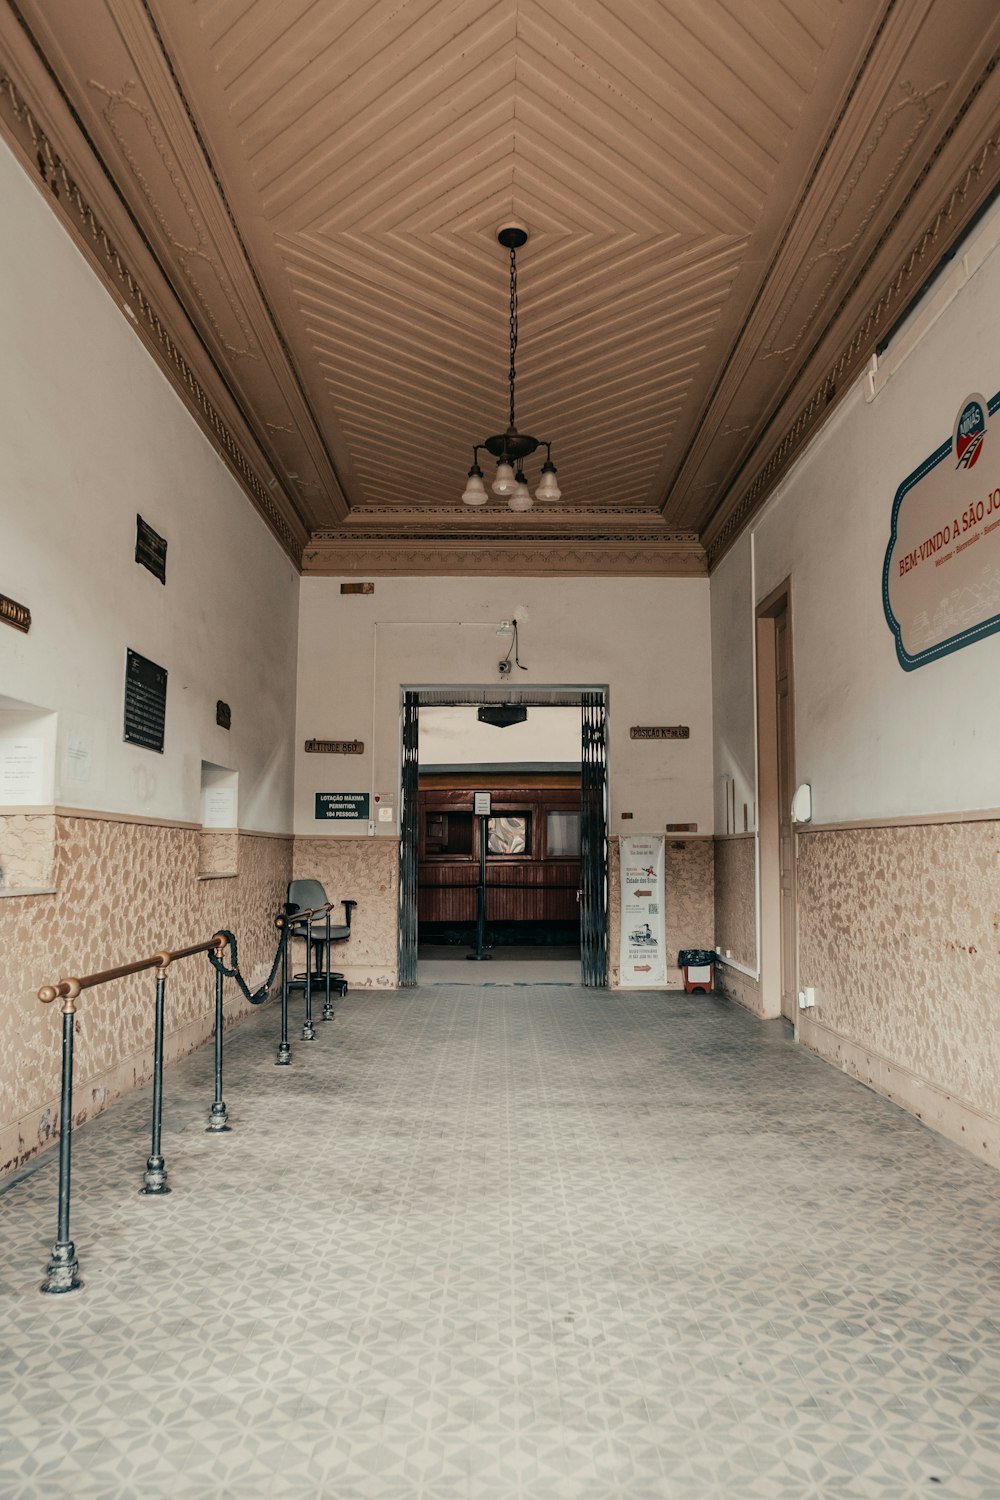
[{"left": 3, "top": 986, "right": 1000, "bottom": 1497}]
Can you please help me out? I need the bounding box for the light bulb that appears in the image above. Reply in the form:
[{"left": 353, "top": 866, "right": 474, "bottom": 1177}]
[
  {"left": 508, "top": 471, "right": 533, "bottom": 511},
  {"left": 535, "top": 458, "right": 561, "bottom": 501},
  {"left": 492, "top": 461, "right": 516, "bottom": 496},
  {"left": 462, "top": 470, "right": 488, "bottom": 505}
]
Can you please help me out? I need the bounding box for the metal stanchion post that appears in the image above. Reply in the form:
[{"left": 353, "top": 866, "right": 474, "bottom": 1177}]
[
  {"left": 276, "top": 917, "right": 291, "bottom": 1065},
  {"left": 207, "top": 960, "right": 230, "bottom": 1132},
  {"left": 302, "top": 914, "right": 316, "bottom": 1041},
  {"left": 40, "top": 983, "right": 83, "bottom": 1294},
  {"left": 140, "top": 959, "right": 171, "bottom": 1194},
  {"left": 467, "top": 812, "right": 492, "bottom": 961},
  {"left": 322, "top": 906, "right": 335, "bottom": 1021}
]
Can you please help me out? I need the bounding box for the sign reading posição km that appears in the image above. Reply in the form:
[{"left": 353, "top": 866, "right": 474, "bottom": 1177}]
[
  {"left": 315, "top": 792, "right": 370, "bottom": 820},
  {"left": 883, "top": 390, "right": 1000, "bottom": 670}
]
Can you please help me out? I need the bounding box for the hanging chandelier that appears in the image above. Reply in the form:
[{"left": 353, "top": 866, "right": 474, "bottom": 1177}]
[{"left": 461, "top": 225, "right": 561, "bottom": 512}]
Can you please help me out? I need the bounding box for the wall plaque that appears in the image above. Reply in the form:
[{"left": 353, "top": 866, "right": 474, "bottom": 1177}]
[
  {"left": 123, "top": 648, "right": 167, "bottom": 753},
  {"left": 216, "top": 700, "right": 232, "bottom": 730},
  {"left": 315, "top": 792, "right": 370, "bottom": 820},
  {"left": 0, "top": 593, "right": 31, "bottom": 633},
  {"left": 135, "top": 515, "right": 167, "bottom": 584},
  {"left": 630, "top": 725, "right": 690, "bottom": 740},
  {"left": 883, "top": 389, "right": 1000, "bottom": 669},
  {"left": 305, "top": 739, "right": 364, "bottom": 754}
]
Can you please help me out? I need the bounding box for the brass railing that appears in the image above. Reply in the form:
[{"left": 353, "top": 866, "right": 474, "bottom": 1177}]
[{"left": 36, "top": 903, "right": 346, "bottom": 1297}]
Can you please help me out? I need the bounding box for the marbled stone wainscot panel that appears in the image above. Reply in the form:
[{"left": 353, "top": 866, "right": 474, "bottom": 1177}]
[
  {"left": 0, "top": 813, "right": 55, "bottom": 890},
  {"left": 198, "top": 829, "right": 238, "bottom": 877},
  {"left": 797, "top": 820, "right": 1000, "bottom": 1154},
  {"left": 0, "top": 815, "right": 291, "bottom": 1177},
  {"left": 715, "top": 964, "right": 763, "bottom": 1014},
  {"left": 714, "top": 835, "right": 756, "bottom": 967},
  {"left": 292, "top": 837, "right": 399, "bottom": 987},
  {"left": 667, "top": 837, "right": 715, "bottom": 965}
]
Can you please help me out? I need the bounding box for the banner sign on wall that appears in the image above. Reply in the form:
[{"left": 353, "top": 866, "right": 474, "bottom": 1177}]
[
  {"left": 883, "top": 389, "right": 1000, "bottom": 670},
  {"left": 619, "top": 834, "right": 667, "bottom": 988}
]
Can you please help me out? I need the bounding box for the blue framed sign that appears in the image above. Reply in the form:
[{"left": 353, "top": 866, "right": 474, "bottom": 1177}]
[{"left": 883, "top": 390, "right": 1000, "bottom": 670}]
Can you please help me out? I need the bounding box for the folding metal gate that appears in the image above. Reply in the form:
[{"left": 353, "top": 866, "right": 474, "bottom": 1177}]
[
  {"left": 579, "top": 691, "right": 608, "bottom": 987},
  {"left": 398, "top": 691, "right": 420, "bottom": 987}
]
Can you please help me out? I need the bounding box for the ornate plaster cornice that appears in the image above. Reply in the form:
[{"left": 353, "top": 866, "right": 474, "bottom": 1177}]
[
  {"left": 0, "top": 44, "right": 307, "bottom": 563},
  {"left": 304, "top": 527, "right": 706, "bottom": 578},
  {"left": 703, "top": 57, "right": 1000, "bottom": 568}
]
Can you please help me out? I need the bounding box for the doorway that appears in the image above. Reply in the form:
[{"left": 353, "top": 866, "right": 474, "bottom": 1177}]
[
  {"left": 398, "top": 689, "right": 608, "bottom": 987},
  {"left": 756, "top": 584, "right": 797, "bottom": 1021}
]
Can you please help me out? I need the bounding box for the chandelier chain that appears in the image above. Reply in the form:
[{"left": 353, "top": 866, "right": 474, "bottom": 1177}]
[{"left": 508, "top": 245, "right": 518, "bottom": 431}]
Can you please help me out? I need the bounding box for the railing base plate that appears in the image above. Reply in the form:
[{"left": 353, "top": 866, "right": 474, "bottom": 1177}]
[{"left": 40, "top": 1242, "right": 82, "bottom": 1295}]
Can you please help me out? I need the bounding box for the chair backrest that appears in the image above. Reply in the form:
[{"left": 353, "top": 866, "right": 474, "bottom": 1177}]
[{"left": 288, "top": 878, "right": 328, "bottom": 913}]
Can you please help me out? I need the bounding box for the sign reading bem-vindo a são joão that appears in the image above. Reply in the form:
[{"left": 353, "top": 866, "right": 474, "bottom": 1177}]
[
  {"left": 884, "top": 389, "right": 1000, "bottom": 670},
  {"left": 315, "top": 792, "right": 370, "bottom": 820}
]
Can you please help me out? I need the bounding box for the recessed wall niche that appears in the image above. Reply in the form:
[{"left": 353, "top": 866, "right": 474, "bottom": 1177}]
[
  {"left": 198, "top": 760, "right": 238, "bottom": 879},
  {"left": 0, "top": 695, "right": 57, "bottom": 893}
]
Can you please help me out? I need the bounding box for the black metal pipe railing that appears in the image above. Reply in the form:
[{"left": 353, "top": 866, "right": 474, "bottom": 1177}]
[
  {"left": 273, "top": 902, "right": 334, "bottom": 1061},
  {"left": 36, "top": 932, "right": 236, "bottom": 1295}
]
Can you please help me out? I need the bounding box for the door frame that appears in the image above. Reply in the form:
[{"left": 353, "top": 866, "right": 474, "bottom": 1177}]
[
  {"left": 397, "top": 685, "right": 609, "bottom": 986},
  {"left": 755, "top": 580, "right": 796, "bottom": 1021}
]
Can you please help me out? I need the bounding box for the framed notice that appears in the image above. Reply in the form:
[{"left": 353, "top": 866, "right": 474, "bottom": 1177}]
[
  {"left": 619, "top": 834, "right": 667, "bottom": 988},
  {"left": 135, "top": 515, "right": 167, "bottom": 584},
  {"left": 124, "top": 649, "right": 167, "bottom": 753}
]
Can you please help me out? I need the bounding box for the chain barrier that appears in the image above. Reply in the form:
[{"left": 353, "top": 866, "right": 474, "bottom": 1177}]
[{"left": 207, "top": 925, "right": 285, "bottom": 1005}]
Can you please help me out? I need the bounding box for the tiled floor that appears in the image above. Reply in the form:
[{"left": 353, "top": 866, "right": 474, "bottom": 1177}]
[
  {"left": 3, "top": 985, "right": 1000, "bottom": 1499},
  {"left": 417, "top": 950, "right": 580, "bottom": 984}
]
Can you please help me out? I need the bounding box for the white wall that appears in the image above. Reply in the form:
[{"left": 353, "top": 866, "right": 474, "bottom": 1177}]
[
  {"left": 295, "top": 577, "right": 713, "bottom": 835},
  {"left": 419, "top": 706, "right": 582, "bottom": 766},
  {"left": 712, "top": 198, "right": 1000, "bottom": 824},
  {"left": 709, "top": 531, "right": 756, "bottom": 832},
  {"left": 0, "top": 141, "right": 298, "bottom": 832}
]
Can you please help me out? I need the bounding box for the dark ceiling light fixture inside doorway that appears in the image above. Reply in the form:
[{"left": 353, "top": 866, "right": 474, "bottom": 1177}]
[
  {"left": 462, "top": 225, "right": 561, "bottom": 512},
  {"left": 477, "top": 705, "right": 528, "bottom": 728}
]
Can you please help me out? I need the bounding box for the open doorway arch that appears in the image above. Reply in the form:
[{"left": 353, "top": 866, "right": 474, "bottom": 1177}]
[{"left": 398, "top": 687, "right": 608, "bottom": 987}]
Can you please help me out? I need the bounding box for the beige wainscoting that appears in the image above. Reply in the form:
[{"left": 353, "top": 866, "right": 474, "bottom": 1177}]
[
  {"left": 0, "top": 814, "right": 291, "bottom": 1179},
  {"left": 0, "top": 812, "right": 57, "bottom": 892},
  {"left": 713, "top": 834, "right": 756, "bottom": 968},
  {"left": 795, "top": 820, "right": 1000, "bottom": 1157},
  {"left": 291, "top": 836, "right": 400, "bottom": 989}
]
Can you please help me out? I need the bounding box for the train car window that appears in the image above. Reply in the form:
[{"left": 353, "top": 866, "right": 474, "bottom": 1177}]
[
  {"left": 547, "top": 810, "right": 581, "bottom": 857},
  {"left": 424, "top": 811, "right": 474, "bottom": 856},
  {"left": 487, "top": 814, "right": 529, "bottom": 855}
]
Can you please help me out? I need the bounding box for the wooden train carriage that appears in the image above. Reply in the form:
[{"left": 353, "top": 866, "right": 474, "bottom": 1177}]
[{"left": 417, "top": 773, "right": 581, "bottom": 941}]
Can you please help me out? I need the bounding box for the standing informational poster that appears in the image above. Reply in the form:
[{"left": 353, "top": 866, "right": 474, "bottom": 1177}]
[{"left": 619, "top": 834, "right": 667, "bottom": 988}]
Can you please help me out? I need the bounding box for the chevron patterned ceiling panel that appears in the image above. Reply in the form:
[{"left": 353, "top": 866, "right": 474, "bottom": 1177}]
[
  {"left": 189, "top": 0, "right": 835, "bottom": 513},
  {"left": 4, "top": 0, "right": 1000, "bottom": 571}
]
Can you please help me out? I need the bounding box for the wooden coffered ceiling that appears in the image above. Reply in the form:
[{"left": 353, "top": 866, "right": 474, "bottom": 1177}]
[{"left": 2, "top": 1, "right": 999, "bottom": 575}]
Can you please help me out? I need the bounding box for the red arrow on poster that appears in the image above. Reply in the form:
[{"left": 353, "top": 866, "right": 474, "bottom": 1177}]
[
  {"left": 633, "top": 889, "right": 652, "bottom": 897},
  {"left": 633, "top": 964, "right": 652, "bottom": 972}
]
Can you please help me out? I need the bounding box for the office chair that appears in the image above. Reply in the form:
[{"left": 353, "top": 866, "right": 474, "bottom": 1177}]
[{"left": 286, "top": 879, "right": 357, "bottom": 998}]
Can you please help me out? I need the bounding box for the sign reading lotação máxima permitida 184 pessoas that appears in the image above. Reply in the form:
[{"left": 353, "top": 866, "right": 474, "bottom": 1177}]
[{"left": 883, "top": 390, "right": 1000, "bottom": 670}]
